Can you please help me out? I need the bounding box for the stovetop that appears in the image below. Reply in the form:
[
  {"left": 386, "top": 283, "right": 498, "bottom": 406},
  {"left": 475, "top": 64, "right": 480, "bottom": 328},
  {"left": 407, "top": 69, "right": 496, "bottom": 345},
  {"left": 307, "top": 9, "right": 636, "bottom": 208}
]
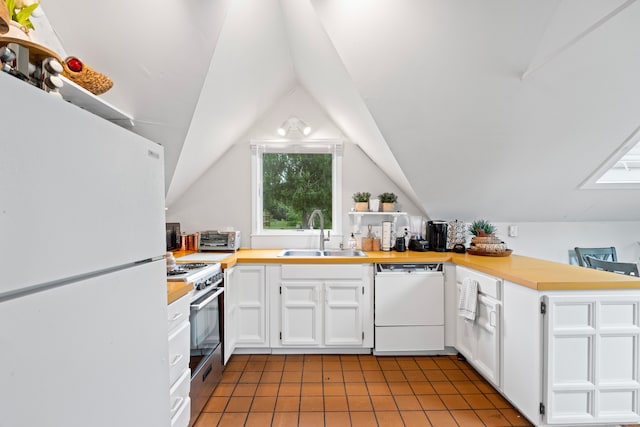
[{"left": 167, "top": 262, "right": 223, "bottom": 299}]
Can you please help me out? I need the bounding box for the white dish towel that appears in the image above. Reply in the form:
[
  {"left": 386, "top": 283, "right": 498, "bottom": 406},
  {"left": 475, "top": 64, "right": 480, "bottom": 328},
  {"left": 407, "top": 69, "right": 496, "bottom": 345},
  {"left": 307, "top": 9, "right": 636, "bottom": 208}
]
[{"left": 458, "top": 277, "right": 479, "bottom": 321}]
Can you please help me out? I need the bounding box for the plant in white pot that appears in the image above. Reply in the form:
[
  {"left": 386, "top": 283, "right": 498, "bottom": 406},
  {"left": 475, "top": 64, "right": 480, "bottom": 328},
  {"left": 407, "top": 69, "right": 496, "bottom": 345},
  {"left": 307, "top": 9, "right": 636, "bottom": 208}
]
[
  {"left": 378, "top": 192, "right": 398, "bottom": 212},
  {"left": 352, "top": 192, "right": 371, "bottom": 212}
]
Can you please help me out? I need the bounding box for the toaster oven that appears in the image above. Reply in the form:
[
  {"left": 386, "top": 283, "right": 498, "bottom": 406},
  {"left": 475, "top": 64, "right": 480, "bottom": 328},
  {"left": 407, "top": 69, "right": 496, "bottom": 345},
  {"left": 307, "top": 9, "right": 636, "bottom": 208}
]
[{"left": 197, "top": 230, "right": 241, "bottom": 252}]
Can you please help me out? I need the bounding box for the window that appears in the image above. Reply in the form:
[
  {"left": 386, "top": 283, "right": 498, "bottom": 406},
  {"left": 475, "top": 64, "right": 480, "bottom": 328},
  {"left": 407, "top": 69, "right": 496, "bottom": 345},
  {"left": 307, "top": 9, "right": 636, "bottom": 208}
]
[
  {"left": 251, "top": 140, "right": 343, "bottom": 237},
  {"left": 582, "top": 126, "right": 640, "bottom": 189}
]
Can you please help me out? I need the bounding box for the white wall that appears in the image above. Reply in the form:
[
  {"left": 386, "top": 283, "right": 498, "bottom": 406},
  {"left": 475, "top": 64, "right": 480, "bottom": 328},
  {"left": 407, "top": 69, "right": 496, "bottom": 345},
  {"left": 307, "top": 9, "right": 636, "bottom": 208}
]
[
  {"left": 492, "top": 221, "right": 640, "bottom": 265},
  {"left": 166, "top": 86, "right": 424, "bottom": 249}
]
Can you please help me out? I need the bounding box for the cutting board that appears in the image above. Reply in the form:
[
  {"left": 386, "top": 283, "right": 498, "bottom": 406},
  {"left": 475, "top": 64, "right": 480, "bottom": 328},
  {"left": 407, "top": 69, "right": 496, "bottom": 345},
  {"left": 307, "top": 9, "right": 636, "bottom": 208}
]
[{"left": 176, "top": 252, "right": 231, "bottom": 262}]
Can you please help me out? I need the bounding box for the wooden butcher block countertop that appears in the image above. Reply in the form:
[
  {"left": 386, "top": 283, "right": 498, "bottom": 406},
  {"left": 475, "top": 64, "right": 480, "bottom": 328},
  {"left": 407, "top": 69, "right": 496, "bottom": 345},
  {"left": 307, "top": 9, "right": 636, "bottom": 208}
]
[{"left": 170, "top": 249, "right": 640, "bottom": 292}]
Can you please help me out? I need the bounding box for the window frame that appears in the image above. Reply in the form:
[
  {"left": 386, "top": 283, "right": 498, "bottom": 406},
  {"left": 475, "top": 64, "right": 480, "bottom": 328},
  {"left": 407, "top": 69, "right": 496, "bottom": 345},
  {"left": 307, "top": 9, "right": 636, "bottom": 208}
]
[{"left": 250, "top": 139, "right": 343, "bottom": 238}]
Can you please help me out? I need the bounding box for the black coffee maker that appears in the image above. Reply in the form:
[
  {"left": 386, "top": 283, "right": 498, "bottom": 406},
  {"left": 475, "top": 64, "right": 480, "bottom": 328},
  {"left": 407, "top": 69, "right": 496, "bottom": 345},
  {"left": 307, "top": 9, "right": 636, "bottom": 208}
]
[{"left": 427, "top": 220, "right": 448, "bottom": 252}]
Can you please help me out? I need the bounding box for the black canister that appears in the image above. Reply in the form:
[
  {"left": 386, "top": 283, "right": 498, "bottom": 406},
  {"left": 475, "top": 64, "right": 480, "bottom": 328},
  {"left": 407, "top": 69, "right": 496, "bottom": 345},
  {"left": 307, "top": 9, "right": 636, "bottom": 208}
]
[{"left": 395, "top": 237, "right": 406, "bottom": 252}]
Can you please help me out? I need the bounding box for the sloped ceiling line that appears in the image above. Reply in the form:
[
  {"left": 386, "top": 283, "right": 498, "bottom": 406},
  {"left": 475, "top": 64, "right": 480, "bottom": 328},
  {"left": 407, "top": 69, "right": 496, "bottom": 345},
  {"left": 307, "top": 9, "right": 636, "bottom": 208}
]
[{"left": 522, "top": 0, "right": 637, "bottom": 79}]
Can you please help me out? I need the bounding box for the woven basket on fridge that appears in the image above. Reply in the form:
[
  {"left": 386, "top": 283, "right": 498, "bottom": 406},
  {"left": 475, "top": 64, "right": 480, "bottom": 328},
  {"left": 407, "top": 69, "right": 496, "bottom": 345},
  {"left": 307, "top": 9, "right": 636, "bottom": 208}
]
[{"left": 62, "top": 56, "right": 113, "bottom": 95}]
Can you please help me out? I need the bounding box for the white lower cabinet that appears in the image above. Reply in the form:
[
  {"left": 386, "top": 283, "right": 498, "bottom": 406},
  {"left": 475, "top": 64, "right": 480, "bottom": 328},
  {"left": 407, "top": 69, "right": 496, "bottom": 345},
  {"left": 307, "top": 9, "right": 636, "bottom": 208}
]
[
  {"left": 455, "top": 266, "right": 502, "bottom": 388},
  {"left": 543, "top": 294, "right": 640, "bottom": 425},
  {"left": 269, "top": 264, "right": 373, "bottom": 349},
  {"left": 502, "top": 280, "right": 640, "bottom": 426},
  {"left": 224, "top": 265, "right": 268, "bottom": 364},
  {"left": 167, "top": 293, "right": 191, "bottom": 427}
]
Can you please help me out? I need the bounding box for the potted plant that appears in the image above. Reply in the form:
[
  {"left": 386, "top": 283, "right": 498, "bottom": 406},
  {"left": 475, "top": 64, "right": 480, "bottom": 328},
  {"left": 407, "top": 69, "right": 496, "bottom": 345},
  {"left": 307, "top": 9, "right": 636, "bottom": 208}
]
[
  {"left": 378, "top": 192, "right": 398, "bottom": 212},
  {"left": 352, "top": 192, "right": 371, "bottom": 212},
  {"left": 3, "top": 0, "right": 39, "bottom": 40},
  {"left": 468, "top": 219, "right": 497, "bottom": 236}
]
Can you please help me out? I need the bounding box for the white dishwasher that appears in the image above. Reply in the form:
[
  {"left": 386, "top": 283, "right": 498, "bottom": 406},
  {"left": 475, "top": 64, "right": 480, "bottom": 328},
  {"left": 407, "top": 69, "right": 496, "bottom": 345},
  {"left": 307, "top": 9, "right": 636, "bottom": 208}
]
[{"left": 374, "top": 263, "right": 444, "bottom": 355}]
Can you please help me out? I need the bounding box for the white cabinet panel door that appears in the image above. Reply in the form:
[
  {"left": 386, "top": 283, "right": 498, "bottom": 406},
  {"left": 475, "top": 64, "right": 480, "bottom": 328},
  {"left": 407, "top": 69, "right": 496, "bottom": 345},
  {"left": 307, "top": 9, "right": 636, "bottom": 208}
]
[
  {"left": 543, "top": 295, "right": 640, "bottom": 425},
  {"left": 473, "top": 294, "right": 501, "bottom": 386},
  {"left": 325, "top": 281, "right": 363, "bottom": 346},
  {"left": 223, "top": 267, "right": 237, "bottom": 365},
  {"left": 235, "top": 266, "right": 268, "bottom": 346},
  {"left": 281, "top": 281, "right": 322, "bottom": 346}
]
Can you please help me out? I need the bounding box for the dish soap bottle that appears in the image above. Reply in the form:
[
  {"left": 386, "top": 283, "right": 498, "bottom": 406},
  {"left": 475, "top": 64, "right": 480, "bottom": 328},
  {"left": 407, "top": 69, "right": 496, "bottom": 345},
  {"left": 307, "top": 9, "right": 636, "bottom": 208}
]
[{"left": 348, "top": 233, "right": 357, "bottom": 250}]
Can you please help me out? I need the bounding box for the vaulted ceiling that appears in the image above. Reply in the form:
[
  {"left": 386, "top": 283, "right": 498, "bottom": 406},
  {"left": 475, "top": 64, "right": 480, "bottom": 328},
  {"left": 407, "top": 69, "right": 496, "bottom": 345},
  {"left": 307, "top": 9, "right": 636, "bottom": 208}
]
[{"left": 41, "top": 0, "right": 640, "bottom": 221}]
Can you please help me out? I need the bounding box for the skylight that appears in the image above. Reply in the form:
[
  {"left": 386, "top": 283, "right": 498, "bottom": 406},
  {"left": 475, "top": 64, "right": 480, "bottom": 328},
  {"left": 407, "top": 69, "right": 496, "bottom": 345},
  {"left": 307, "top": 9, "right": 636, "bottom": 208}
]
[{"left": 581, "top": 126, "right": 640, "bottom": 189}]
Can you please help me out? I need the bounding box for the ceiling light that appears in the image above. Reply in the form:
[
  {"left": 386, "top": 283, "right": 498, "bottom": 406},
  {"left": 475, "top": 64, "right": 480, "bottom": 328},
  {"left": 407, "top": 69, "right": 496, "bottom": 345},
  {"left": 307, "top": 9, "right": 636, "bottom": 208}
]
[{"left": 277, "top": 116, "right": 311, "bottom": 137}]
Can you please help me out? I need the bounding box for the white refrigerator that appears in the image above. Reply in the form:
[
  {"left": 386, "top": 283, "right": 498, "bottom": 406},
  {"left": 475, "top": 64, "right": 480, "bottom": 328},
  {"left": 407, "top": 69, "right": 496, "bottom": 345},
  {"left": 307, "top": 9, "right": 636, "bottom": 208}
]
[{"left": 0, "top": 73, "right": 171, "bottom": 427}]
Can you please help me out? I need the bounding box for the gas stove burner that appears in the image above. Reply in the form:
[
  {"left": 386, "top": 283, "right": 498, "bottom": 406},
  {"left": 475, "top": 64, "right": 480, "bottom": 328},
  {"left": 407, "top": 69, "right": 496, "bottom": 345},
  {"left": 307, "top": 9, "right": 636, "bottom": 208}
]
[
  {"left": 167, "top": 269, "right": 187, "bottom": 276},
  {"left": 180, "top": 263, "right": 209, "bottom": 270}
]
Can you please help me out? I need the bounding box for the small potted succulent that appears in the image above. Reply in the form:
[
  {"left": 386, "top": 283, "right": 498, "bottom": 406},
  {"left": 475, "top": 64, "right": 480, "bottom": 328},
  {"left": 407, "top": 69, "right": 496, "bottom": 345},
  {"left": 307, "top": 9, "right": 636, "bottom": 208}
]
[
  {"left": 352, "top": 192, "right": 371, "bottom": 212},
  {"left": 468, "top": 219, "right": 497, "bottom": 237},
  {"left": 378, "top": 192, "right": 398, "bottom": 212}
]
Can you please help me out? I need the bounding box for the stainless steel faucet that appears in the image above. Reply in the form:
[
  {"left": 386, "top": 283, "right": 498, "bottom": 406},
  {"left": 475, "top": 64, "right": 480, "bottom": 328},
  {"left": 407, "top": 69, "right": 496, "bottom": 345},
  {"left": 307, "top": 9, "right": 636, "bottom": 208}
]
[{"left": 308, "top": 209, "right": 330, "bottom": 251}]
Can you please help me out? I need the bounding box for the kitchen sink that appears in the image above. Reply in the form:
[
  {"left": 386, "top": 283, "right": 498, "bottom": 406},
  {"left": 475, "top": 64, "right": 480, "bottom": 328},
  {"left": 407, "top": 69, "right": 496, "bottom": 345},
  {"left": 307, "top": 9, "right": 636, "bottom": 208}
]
[
  {"left": 322, "top": 250, "right": 367, "bottom": 257},
  {"left": 278, "top": 249, "right": 367, "bottom": 257}
]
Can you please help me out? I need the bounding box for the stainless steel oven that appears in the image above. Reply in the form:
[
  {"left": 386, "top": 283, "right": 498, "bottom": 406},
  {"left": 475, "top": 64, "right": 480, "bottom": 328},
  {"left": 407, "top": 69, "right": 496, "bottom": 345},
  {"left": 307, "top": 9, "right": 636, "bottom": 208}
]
[{"left": 167, "top": 262, "right": 224, "bottom": 425}]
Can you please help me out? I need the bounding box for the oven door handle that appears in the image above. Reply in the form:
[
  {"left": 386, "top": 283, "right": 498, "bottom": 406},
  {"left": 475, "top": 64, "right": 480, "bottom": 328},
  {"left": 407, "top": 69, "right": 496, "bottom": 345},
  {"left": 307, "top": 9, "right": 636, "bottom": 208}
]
[{"left": 190, "top": 287, "right": 224, "bottom": 311}]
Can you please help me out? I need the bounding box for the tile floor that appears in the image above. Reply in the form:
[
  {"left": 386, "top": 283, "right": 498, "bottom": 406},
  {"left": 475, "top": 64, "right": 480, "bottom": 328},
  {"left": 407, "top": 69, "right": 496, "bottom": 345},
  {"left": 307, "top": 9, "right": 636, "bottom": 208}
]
[{"left": 192, "top": 353, "right": 534, "bottom": 427}]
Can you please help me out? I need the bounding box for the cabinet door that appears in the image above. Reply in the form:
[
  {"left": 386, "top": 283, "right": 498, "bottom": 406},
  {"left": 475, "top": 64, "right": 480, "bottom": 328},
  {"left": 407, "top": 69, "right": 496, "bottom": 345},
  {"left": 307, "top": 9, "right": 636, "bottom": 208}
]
[
  {"left": 473, "top": 294, "right": 501, "bottom": 387},
  {"left": 235, "top": 266, "right": 268, "bottom": 347},
  {"left": 455, "top": 283, "right": 474, "bottom": 359},
  {"left": 280, "top": 281, "right": 322, "bottom": 346},
  {"left": 543, "top": 295, "right": 640, "bottom": 425},
  {"left": 325, "top": 281, "right": 363, "bottom": 346},
  {"left": 223, "top": 267, "right": 237, "bottom": 365}
]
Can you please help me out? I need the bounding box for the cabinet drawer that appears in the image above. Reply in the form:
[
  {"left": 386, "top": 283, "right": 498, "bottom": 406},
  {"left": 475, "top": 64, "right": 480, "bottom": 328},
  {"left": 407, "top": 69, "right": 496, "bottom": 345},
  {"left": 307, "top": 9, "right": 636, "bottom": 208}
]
[
  {"left": 281, "top": 264, "right": 365, "bottom": 280},
  {"left": 170, "top": 396, "right": 191, "bottom": 427},
  {"left": 168, "top": 294, "right": 190, "bottom": 333},
  {"left": 170, "top": 369, "right": 191, "bottom": 419},
  {"left": 456, "top": 266, "right": 501, "bottom": 299},
  {"left": 168, "top": 321, "right": 190, "bottom": 386}
]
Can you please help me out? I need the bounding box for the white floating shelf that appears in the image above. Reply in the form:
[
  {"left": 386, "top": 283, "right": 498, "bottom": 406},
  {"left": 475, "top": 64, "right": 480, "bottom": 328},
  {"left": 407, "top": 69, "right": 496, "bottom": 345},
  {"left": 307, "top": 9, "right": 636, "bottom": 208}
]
[
  {"left": 58, "top": 75, "right": 134, "bottom": 128},
  {"left": 348, "top": 211, "right": 408, "bottom": 216}
]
